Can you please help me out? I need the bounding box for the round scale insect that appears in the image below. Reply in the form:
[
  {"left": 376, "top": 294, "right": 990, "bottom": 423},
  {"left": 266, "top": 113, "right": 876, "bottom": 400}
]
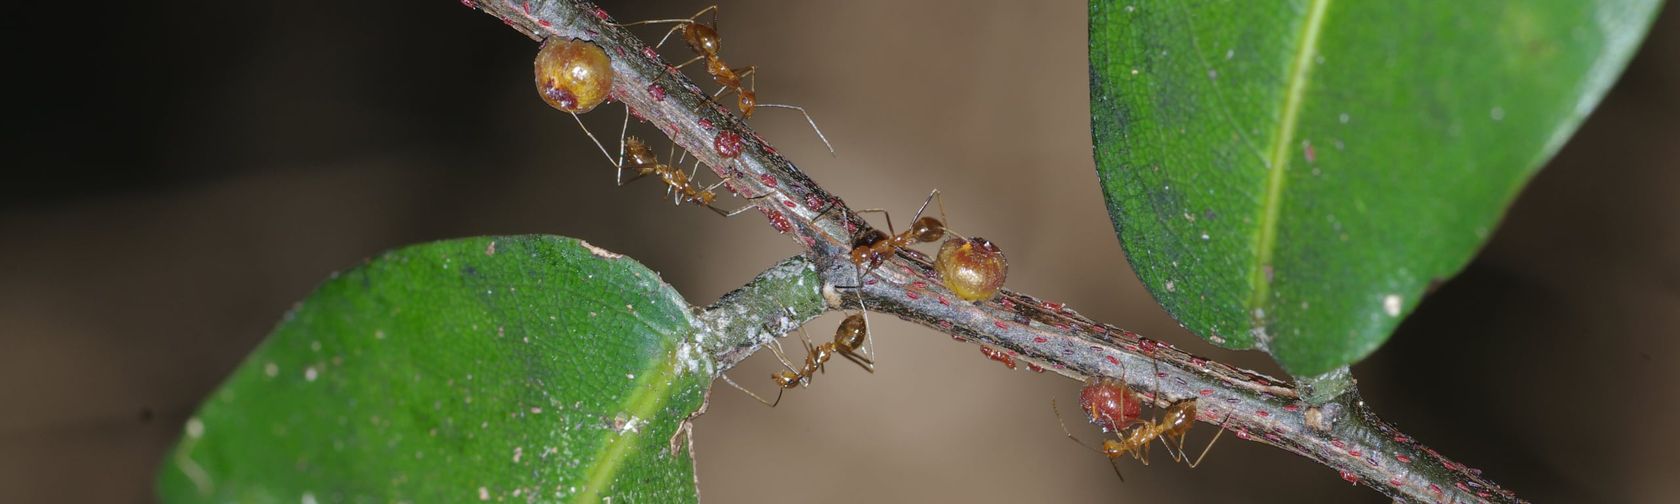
[
  {"left": 934, "top": 236, "right": 1008, "bottom": 302},
  {"left": 533, "top": 37, "right": 614, "bottom": 114},
  {"left": 1078, "top": 377, "right": 1143, "bottom": 432}
]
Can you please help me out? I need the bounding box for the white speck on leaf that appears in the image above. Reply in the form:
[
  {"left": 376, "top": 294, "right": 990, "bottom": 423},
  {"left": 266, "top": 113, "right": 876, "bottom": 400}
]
[{"left": 1383, "top": 294, "right": 1402, "bottom": 317}]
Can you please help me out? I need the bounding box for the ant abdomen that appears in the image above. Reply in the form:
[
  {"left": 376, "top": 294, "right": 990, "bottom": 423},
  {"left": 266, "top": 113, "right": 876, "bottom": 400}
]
[
  {"left": 910, "top": 216, "right": 945, "bottom": 243},
  {"left": 533, "top": 38, "right": 613, "bottom": 114},
  {"left": 835, "top": 315, "right": 868, "bottom": 350}
]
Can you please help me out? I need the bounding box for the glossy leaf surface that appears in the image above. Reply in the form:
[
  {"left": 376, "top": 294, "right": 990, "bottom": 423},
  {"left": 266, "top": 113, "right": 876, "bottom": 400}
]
[
  {"left": 1090, "top": 0, "right": 1659, "bottom": 375},
  {"left": 157, "top": 236, "right": 709, "bottom": 503}
]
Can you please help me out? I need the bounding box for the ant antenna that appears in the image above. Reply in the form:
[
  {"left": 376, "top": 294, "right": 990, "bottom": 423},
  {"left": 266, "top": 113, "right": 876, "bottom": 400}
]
[
  {"left": 569, "top": 112, "right": 618, "bottom": 168},
  {"left": 719, "top": 372, "right": 783, "bottom": 407},
  {"left": 756, "top": 103, "right": 836, "bottom": 156},
  {"left": 1052, "top": 398, "right": 1126, "bottom": 482}
]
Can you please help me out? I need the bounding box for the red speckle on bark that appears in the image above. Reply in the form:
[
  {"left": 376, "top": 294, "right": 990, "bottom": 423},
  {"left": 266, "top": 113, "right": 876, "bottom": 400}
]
[
  {"left": 1428, "top": 483, "right": 1442, "bottom": 494},
  {"left": 714, "top": 130, "right": 742, "bottom": 158},
  {"left": 697, "top": 118, "right": 714, "bottom": 131},
  {"left": 938, "top": 320, "right": 953, "bottom": 330},
  {"left": 1257, "top": 409, "right": 1270, "bottom": 418},
  {"left": 460, "top": 0, "right": 477, "bottom": 9},
  {"left": 1198, "top": 388, "right": 1214, "bottom": 396},
  {"left": 647, "top": 84, "right": 666, "bottom": 102},
  {"left": 1092, "top": 325, "right": 1107, "bottom": 334},
  {"left": 980, "top": 346, "right": 1017, "bottom": 370},
  {"left": 1027, "top": 362, "right": 1045, "bottom": 373},
  {"left": 937, "top": 296, "right": 950, "bottom": 306},
  {"left": 538, "top": 19, "right": 551, "bottom": 27},
  {"left": 641, "top": 47, "right": 658, "bottom": 60},
  {"left": 761, "top": 208, "right": 791, "bottom": 234},
  {"left": 757, "top": 173, "right": 777, "bottom": 187},
  {"left": 1388, "top": 477, "right": 1403, "bottom": 487},
  {"left": 1105, "top": 355, "right": 1120, "bottom": 365},
  {"left": 1340, "top": 470, "right": 1359, "bottom": 484},
  {"left": 1331, "top": 439, "right": 1346, "bottom": 450},
  {"left": 1235, "top": 429, "right": 1251, "bottom": 440},
  {"left": 1395, "top": 454, "right": 1412, "bottom": 464},
  {"left": 593, "top": 6, "right": 608, "bottom": 19},
  {"left": 1283, "top": 403, "right": 1300, "bottom": 412},
  {"left": 911, "top": 281, "right": 927, "bottom": 289},
  {"left": 906, "top": 291, "right": 921, "bottom": 300},
  {"left": 781, "top": 199, "right": 796, "bottom": 209},
  {"left": 1033, "top": 336, "right": 1048, "bottom": 344},
  {"left": 1350, "top": 449, "right": 1362, "bottom": 457},
  {"left": 993, "top": 320, "right": 1009, "bottom": 329}
]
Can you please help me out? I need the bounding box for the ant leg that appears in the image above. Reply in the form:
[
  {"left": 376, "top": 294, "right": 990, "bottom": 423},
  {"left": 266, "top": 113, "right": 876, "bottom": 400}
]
[
  {"left": 671, "top": 55, "right": 705, "bottom": 71},
  {"left": 764, "top": 336, "right": 800, "bottom": 375},
  {"left": 1182, "top": 412, "right": 1232, "bottom": 469},
  {"left": 757, "top": 103, "right": 837, "bottom": 156},
  {"left": 718, "top": 372, "right": 783, "bottom": 408},
  {"left": 855, "top": 269, "right": 878, "bottom": 364},
  {"left": 908, "top": 188, "right": 949, "bottom": 233},
  {"left": 570, "top": 112, "right": 618, "bottom": 167},
  {"left": 853, "top": 208, "right": 897, "bottom": 237},
  {"left": 837, "top": 349, "right": 874, "bottom": 373}
]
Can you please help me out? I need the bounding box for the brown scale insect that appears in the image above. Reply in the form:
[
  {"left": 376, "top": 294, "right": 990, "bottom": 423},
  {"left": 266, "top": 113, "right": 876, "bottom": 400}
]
[
  {"left": 618, "top": 135, "right": 759, "bottom": 216},
  {"left": 718, "top": 313, "right": 874, "bottom": 407},
  {"left": 614, "top": 5, "right": 834, "bottom": 154}
]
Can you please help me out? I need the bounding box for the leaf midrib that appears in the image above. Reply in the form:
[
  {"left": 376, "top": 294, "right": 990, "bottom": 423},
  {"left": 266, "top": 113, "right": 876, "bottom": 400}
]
[{"left": 1248, "top": 0, "right": 1332, "bottom": 340}]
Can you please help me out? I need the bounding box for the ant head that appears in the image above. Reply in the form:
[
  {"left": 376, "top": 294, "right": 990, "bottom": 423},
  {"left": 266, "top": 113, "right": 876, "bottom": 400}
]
[
  {"left": 738, "top": 91, "right": 757, "bottom": 118},
  {"left": 683, "top": 22, "right": 722, "bottom": 56},
  {"left": 771, "top": 371, "right": 800, "bottom": 389}
]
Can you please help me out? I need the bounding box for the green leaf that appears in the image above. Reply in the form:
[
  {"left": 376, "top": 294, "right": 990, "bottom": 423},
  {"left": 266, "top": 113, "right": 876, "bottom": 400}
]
[
  {"left": 1089, "top": 0, "right": 1660, "bottom": 376},
  {"left": 156, "top": 235, "right": 710, "bottom": 503}
]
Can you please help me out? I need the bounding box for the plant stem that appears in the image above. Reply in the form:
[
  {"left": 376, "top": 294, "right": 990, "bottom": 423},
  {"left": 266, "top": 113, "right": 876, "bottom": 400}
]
[{"left": 468, "top": 1, "right": 1522, "bottom": 502}]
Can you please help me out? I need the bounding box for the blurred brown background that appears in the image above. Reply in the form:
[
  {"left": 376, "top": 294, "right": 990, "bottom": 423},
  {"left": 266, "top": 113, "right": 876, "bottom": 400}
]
[{"left": 2, "top": 1, "right": 1676, "bottom": 502}]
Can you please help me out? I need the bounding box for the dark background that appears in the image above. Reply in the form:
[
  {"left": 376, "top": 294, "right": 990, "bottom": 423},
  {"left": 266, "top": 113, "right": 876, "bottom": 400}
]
[{"left": 3, "top": 1, "right": 1675, "bottom": 502}]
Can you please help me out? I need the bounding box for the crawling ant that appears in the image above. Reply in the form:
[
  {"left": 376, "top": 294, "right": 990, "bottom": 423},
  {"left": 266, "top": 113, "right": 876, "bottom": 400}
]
[
  {"left": 848, "top": 189, "right": 953, "bottom": 274},
  {"left": 718, "top": 313, "right": 874, "bottom": 407},
  {"left": 618, "top": 135, "right": 762, "bottom": 216},
  {"left": 1053, "top": 355, "right": 1229, "bottom": 479},
  {"left": 615, "top": 5, "right": 834, "bottom": 155}
]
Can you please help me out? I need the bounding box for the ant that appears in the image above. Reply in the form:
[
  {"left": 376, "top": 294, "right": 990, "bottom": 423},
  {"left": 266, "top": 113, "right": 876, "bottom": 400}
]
[
  {"left": 718, "top": 312, "right": 875, "bottom": 407},
  {"left": 618, "top": 134, "right": 763, "bottom": 216},
  {"left": 847, "top": 189, "right": 956, "bottom": 275},
  {"left": 1052, "top": 354, "right": 1230, "bottom": 480},
  {"left": 614, "top": 5, "right": 834, "bottom": 155}
]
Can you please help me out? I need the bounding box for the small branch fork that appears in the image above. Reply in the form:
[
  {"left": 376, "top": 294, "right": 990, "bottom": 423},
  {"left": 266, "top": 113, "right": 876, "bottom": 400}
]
[{"left": 468, "top": 1, "right": 1520, "bottom": 502}]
